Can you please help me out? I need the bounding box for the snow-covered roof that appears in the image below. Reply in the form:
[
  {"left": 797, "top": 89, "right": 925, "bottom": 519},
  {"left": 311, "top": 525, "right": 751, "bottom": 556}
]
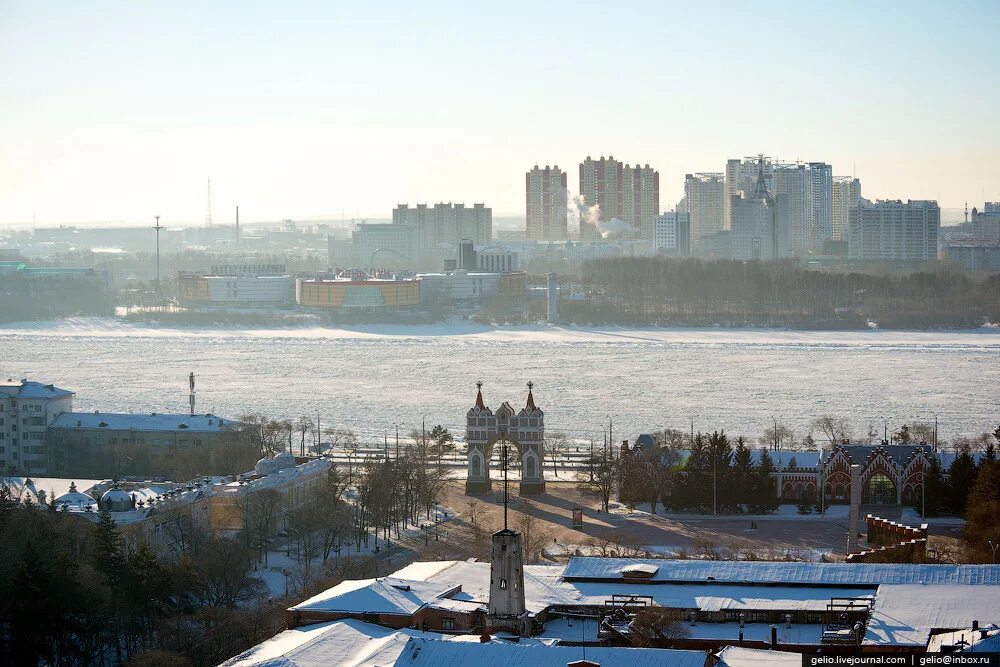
[
  {"left": 220, "top": 618, "right": 445, "bottom": 667},
  {"left": 562, "top": 558, "right": 1000, "bottom": 586},
  {"left": 290, "top": 577, "right": 460, "bottom": 616},
  {"left": 396, "top": 561, "right": 567, "bottom": 614},
  {"left": 393, "top": 638, "right": 707, "bottom": 667},
  {"left": 0, "top": 477, "right": 101, "bottom": 505},
  {"left": 372, "top": 561, "right": 871, "bottom": 618},
  {"left": 716, "top": 646, "right": 802, "bottom": 667},
  {"left": 0, "top": 380, "right": 73, "bottom": 400},
  {"left": 926, "top": 625, "right": 1000, "bottom": 653},
  {"left": 690, "top": 622, "right": 823, "bottom": 645},
  {"left": 863, "top": 584, "right": 1000, "bottom": 647},
  {"left": 50, "top": 411, "right": 232, "bottom": 432}
]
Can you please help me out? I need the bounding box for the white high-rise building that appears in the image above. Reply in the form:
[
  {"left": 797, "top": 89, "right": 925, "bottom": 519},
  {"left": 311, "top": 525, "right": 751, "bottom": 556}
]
[
  {"left": 848, "top": 200, "right": 940, "bottom": 262},
  {"left": 353, "top": 223, "right": 417, "bottom": 268},
  {"left": 725, "top": 157, "right": 773, "bottom": 230},
  {"left": 770, "top": 161, "right": 834, "bottom": 253},
  {"left": 393, "top": 203, "right": 492, "bottom": 250},
  {"left": 653, "top": 211, "right": 690, "bottom": 253},
  {"left": 832, "top": 176, "right": 862, "bottom": 241},
  {"left": 683, "top": 172, "right": 725, "bottom": 251},
  {"left": 525, "top": 165, "right": 568, "bottom": 241}
]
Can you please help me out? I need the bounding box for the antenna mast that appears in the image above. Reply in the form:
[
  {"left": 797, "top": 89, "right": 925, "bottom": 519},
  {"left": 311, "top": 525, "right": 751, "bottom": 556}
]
[
  {"left": 205, "top": 177, "right": 213, "bottom": 228},
  {"left": 502, "top": 437, "right": 509, "bottom": 530},
  {"left": 153, "top": 215, "right": 163, "bottom": 291}
]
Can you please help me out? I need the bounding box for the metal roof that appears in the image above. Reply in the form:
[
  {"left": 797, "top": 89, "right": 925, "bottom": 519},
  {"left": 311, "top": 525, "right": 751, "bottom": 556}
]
[{"left": 562, "top": 558, "right": 1000, "bottom": 586}]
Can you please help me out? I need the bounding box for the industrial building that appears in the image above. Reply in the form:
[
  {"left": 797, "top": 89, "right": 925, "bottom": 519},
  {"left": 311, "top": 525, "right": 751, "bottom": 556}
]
[
  {"left": 232, "top": 552, "right": 1000, "bottom": 664},
  {"left": 296, "top": 269, "right": 422, "bottom": 309},
  {"left": 176, "top": 264, "right": 294, "bottom": 306}
]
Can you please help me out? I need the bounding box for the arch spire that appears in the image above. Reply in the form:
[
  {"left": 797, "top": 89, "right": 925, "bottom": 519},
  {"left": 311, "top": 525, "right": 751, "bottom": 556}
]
[
  {"left": 475, "top": 380, "right": 485, "bottom": 410},
  {"left": 525, "top": 381, "right": 536, "bottom": 411}
]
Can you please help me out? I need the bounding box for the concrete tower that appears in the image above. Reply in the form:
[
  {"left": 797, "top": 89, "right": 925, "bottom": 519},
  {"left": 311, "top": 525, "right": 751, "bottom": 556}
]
[
  {"left": 546, "top": 272, "right": 558, "bottom": 323},
  {"left": 488, "top": 528, "right": 528, "bottom": 634}
]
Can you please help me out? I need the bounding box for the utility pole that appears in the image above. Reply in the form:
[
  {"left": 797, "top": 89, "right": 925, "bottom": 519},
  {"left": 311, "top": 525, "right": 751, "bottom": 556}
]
[
  {"left": 153, "top": 215, "right": 163, "bottom": 292},
  {"left": 395, "top": 425, "right": 400, "bottom": 460},
  {"left": 712, "top": 444, "right": 717, "bottom": 516}
]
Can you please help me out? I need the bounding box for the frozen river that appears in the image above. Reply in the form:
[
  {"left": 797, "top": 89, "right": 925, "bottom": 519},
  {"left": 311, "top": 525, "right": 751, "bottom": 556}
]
[{"left": 2, "top": 318, "right": 998, "bottom": 444}]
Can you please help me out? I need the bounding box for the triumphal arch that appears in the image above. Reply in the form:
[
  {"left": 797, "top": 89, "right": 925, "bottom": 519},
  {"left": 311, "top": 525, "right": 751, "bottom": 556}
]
[{"left": 465, "top": 381, "right": 545, "bottom": 495}]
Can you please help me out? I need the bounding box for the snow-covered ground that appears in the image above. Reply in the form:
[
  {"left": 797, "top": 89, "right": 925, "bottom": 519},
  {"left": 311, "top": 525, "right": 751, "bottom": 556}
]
[
  {"left": 251, "top": 505, "right": 455, "bottom": 599},
  {"left": 609, "top": 502, "right": 853, "bottom": 522},
  {"left": 3, "top": 317, "right": 998, "bottom": 440}
]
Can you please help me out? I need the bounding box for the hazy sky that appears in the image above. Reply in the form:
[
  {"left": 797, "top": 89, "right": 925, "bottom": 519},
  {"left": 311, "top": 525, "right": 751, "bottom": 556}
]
[{"left": 2, "top": 0, "right": 998, "bottom": 226}]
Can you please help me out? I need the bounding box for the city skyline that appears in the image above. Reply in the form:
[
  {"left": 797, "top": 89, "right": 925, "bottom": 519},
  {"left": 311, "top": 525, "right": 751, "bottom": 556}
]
[{"left": 2, "top": 0, "right": 999, "bottom": 225}]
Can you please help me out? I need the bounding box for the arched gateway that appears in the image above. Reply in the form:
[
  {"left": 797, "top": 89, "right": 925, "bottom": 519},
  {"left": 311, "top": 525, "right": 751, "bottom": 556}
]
[{"left": 465, "top": 382, "right": 545, "bottom": 495}]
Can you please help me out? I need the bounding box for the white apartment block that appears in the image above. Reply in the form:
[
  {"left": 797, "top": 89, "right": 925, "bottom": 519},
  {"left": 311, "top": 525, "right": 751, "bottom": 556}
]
[
  {"left": 353, "top": 223, "right": 417, "bottom": 268},
  {"left": 0, "top": 380, "right": 74, "bottom": 475},
  {"left": 653, "top": 212, "right": 689, "bottom": 252},
  {"left": 849, "top": 200, "right": 940, "bottom": 262},
  {"left": 525, "top": 165, "right": 568, "bottom": 241},
  {"left": 771, "top": 161, "right": 833, "bottom": 253},
  {"left": 392, "top": 203, "right": 492, "bottom": 250},
  {"left": 725, "top": 157, "right": 773, "bottom": 230},
  {"left": 833, "top": 176, "right": 862, "bottom": 241},
  {"left": 683, "top": 172, "right": 725, "bottom": 251},
  {"left": 730, "top": 194, "right": 782, "bottom": 261}
]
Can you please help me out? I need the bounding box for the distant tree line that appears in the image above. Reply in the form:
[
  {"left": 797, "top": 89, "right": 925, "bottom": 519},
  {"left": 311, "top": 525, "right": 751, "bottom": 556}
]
[
  {"left": 0, "top": 273, "right": 115, "bottom": 323},
  {"left": 557, "top": 258, "right": 1000, "bottom": 328},
  {"left": 580, "top": 421, "right": 1000, "bottom": 522}
]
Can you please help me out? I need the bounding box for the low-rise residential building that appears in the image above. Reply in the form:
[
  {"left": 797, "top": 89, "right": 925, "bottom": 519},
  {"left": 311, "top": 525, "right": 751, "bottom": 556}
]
[
  {"left": 47, "top": 411, "right": 237, "bottom": 478},
  {"left": 0, "top": 379, "right": 75, "bottom": 475},
  {"left": 47, "top": 454, "right": 332, "bottom": 556}
]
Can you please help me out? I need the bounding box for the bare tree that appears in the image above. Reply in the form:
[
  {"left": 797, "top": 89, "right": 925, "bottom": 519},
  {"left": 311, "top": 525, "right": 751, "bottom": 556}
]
[
  {"left": 545, "top": 432, "right": 569, "bottom": 477},
  {"left": 295, "top": 416, "right": 314, "bottom": 457},
  {"left": 465, "top": 498, "right": 480, "bottom": 525},
  {"left": 236, "top": 488, "right": 281, "bottom": 567},
  {"left": 811, "top": 415, "right": 852, "bottom": 445},
  {"left": 192, "top": 537, "right": 266, "bottom": 607},
  {"left": 579, "top": 447, "right": 619, "bottom": 512},
  {"left": 286, "top": 505, "right": 322, "bottom": 592},
  {"left": 515, "top": 502, "right": 546, "bottom": 563},
  {"left": 627, "top": 608, "right": 692, "bottom": 647}
]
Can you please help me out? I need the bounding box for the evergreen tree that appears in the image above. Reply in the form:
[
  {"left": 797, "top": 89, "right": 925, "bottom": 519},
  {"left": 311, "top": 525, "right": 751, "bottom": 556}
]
[
  {"left": 731, "top": 437, "right": 754, "bottom": 510},
  {"left": 948, "top": 445, "right": 979, "bottom": 516},
  {"left": 923, "top": 456, "right": 948, "bottom": 516},
  {"left": 706, "top": 431, "right": 733, "bottom": 512},
  {"left": 962, "top": 461, "right": 1000, "bottom": 562},
  {"left": 751, "top": 449, "right": 779, "bottom": 513},
  {"left": 984, "top": 429, "right": 998, "bottom": 463}
]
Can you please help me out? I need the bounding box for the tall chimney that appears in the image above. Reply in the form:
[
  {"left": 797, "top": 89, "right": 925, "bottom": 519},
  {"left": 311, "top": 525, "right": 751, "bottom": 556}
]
[
  {"left": 848, "top": 464, "right": 861, "bottom": 554},
  {"left": 546, "top": 272, "right": 558, "bottom": 323}
]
